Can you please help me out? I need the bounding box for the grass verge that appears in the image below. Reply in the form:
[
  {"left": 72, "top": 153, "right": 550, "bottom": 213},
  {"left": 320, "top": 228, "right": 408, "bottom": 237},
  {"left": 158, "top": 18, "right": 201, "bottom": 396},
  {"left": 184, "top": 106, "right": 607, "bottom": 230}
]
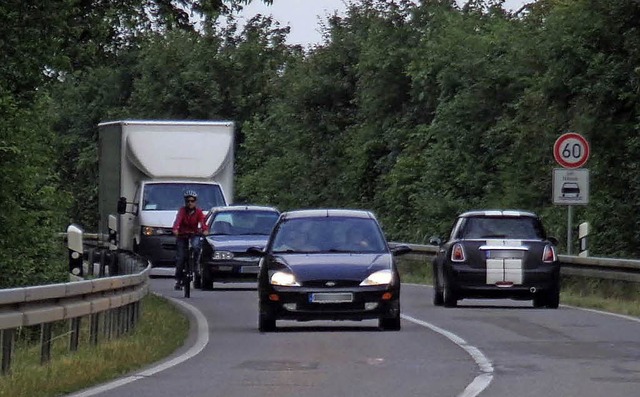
[
  {"left": 398, "top": 257, "right": 640, "bottom": 317},
  {"left": 0, "top": 294, "right": 189, "bottom": 397}
]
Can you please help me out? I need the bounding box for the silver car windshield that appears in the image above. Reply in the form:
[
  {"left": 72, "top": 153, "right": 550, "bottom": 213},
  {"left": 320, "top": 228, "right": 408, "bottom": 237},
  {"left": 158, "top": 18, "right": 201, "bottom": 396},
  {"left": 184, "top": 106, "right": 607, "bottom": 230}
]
[
  {"left": 210, "top": 211, "right": 279, "bottom": 235},
  {"left": 271, "top": 217, "right": 387, "bottom": 253}
]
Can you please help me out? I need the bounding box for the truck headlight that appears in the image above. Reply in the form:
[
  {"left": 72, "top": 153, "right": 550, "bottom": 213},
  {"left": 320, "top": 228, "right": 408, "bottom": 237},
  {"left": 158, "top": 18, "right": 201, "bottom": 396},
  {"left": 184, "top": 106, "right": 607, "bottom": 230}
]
[
  {"left": 142, "top": 227, "right": 171, "bottom": 236},
  {"left": 213, "top": 251, "right": 234, "bottom": 260}
]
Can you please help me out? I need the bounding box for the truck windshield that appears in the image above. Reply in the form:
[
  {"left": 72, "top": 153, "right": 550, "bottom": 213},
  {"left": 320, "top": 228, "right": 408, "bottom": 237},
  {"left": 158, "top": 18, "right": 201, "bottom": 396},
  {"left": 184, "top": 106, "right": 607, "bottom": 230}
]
[{"left": 142, "top": 183, "right": 226, "bottom": 211}]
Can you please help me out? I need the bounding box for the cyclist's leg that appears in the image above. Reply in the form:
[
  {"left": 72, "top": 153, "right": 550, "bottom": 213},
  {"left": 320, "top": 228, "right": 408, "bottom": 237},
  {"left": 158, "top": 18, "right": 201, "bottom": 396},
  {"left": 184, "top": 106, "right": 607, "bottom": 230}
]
[{"left": 175, "top": 238, "right": 187, "bottom": 289}]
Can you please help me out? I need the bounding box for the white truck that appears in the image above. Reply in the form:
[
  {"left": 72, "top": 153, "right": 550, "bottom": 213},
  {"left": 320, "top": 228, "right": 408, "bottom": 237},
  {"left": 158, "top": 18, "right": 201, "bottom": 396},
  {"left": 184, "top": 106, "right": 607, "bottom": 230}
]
[{"left": 98, "top": 120, "right": 234, "bottom": 274}]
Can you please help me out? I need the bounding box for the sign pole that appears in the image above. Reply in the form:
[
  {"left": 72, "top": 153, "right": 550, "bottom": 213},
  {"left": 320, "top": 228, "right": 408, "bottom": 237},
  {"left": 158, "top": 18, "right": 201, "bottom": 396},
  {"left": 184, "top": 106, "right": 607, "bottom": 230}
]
[{"left": 567, "top": 205, "right": 573, "bottom": 255}]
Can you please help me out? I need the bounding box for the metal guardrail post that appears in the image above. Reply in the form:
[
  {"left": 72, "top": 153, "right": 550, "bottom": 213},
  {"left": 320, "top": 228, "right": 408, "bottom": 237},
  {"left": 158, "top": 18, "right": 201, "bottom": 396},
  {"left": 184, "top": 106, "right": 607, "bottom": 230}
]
[
  {"left": 86, "top": 248, "right": 95, "bottom": 277},
  {"left": 70, "top": 318, "right": 81, "bottom": 351},
  {"left": 99, "top": 250, "right": 107, "bottom": 278},
  {"left": 90, "top": 313, "right": 100, "bottom": 346},
  {"left": 40, "top": 323, "right": 52, "bottom": 365},
  {"left": 1, "top": 329, "right": 14, "bottom": 375}
]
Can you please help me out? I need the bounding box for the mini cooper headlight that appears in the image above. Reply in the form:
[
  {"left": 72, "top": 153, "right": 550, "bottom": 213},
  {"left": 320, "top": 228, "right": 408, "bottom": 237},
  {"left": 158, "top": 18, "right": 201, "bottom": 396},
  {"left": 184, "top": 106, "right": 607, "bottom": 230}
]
[
  {"left": 360, "top": 269, "right": 394, "bottom": 286},
  {"left": 213, "top": 251, "right": 234, "bottom": 260},
  {"left": 270, "top": 271, "right": 300, "bottom": 287}
]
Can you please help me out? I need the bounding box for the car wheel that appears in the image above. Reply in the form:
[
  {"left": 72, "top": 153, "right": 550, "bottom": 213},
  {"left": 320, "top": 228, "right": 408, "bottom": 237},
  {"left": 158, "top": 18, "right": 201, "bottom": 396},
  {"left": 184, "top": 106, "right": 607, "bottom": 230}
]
[
  {"left": 545, "top": 284, "right": 560, "bottom": 309},
  {"left": 532, "top": 294, "right": 546, "bottom": 308},
  {"left": 379, "top": 315, "right": 401, "bottom": 331},
  {"left": 258, "top": 309, "right": 276, "bottom": 332},
  {"left": 201, "top": 266, "right": 214, "bottom": 291},
  {"left": 432, "top": 264, "right": 444, "bottom": 306},
  {"left": 443, "top": 275, "right": 458, "bottom": 308}
]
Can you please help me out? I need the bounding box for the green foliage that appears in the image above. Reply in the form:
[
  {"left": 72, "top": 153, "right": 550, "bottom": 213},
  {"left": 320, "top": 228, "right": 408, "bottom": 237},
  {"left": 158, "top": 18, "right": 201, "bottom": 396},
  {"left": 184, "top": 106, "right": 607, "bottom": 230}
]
[
  {"left": 4, "top": 0, "right": 640, "bottom": 289},
  {"left": 0, "top": 90, "right": 70, "bottom": 288}
]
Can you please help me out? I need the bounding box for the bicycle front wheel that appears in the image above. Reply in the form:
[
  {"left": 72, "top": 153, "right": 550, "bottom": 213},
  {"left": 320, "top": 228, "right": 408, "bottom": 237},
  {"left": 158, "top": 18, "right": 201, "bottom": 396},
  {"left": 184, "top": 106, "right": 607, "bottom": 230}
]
[{"left": 184, "top": 248, "right": 194, "bottom": 298}]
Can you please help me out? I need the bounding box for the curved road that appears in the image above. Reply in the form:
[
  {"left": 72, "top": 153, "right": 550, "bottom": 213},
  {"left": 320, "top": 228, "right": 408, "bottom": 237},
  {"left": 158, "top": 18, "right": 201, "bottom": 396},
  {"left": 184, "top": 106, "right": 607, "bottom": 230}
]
[{"left": 71, "top": 280, "right": 640, "bottom": 397}]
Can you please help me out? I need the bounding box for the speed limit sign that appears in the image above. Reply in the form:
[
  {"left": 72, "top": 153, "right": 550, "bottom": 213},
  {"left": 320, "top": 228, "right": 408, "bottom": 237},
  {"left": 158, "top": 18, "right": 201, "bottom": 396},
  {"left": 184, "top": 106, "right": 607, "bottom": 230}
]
[{"left": 553, "top": 132, "right": 590, "bottom": 169}]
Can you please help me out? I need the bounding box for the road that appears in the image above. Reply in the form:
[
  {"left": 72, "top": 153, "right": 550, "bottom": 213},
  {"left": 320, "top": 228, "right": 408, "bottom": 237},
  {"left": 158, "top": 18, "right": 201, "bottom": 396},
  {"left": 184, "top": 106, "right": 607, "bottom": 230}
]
[{"left": 71, "top": 280, "right": 640, "bottom": 397}]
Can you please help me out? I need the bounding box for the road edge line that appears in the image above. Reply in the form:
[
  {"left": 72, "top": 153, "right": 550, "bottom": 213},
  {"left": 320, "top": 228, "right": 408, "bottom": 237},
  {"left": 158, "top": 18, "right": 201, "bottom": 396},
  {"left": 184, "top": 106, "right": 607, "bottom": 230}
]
[{"left": 67, "top": 294, "right": 209, "bottom": 397}]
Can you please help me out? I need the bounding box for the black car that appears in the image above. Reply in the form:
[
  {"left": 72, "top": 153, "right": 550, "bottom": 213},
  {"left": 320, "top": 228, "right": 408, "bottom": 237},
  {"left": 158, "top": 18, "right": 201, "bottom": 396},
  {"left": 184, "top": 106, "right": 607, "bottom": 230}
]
[
  {"left": 254, "top": 209, "right": 412, "bottom": 332},
  {"left": 197, "top": 205, "right": 280, "bottom": 290},
  {"left": 430, "top": 210, "right": 560, "bottom": 308}
]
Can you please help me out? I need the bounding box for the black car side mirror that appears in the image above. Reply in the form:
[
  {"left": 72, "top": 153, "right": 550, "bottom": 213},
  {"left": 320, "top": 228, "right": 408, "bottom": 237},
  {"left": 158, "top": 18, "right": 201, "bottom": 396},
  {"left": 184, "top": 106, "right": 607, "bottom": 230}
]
[
  {"left": 428, "top": 236, "right": 442, "bottom": 246},
  {"left": 247, "top": 246, "right": 266, "bottom": 256},
  {"left": 391, "top": 245, "right": 412, "bottom": 256}
]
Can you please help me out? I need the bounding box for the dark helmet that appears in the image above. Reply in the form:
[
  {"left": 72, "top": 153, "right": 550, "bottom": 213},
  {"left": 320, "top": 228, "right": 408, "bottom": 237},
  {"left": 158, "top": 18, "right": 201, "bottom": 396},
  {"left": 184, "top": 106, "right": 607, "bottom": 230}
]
[{"left": 183, "top": 190, "right": 198, "bottom": 199}]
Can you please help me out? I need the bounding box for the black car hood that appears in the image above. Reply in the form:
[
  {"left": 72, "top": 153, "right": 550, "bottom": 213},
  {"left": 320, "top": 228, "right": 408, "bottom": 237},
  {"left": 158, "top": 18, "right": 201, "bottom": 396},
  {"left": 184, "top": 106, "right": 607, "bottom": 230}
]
[
  {"left": 205, "top": 235, "right": 269, "bottom": 252},
  {"left": 272, "top": 253, "right": 393, "bottom": 282}
]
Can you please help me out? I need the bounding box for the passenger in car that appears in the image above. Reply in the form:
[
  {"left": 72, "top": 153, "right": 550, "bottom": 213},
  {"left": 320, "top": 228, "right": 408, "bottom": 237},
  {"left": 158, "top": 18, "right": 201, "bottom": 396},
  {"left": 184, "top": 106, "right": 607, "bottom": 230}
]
[
  {"left": 275, "top": 229, "right": 318, "bottom": 252},
  {"left": 211, "top": 220, "right": 233, "bottom": 235}
]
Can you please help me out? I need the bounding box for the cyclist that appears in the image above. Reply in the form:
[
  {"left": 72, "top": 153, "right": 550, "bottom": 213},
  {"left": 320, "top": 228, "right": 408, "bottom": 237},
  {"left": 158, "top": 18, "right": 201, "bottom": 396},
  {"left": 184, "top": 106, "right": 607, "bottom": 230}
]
[{"left": 172, "top": 190, "right": 209, "bottom": 290}]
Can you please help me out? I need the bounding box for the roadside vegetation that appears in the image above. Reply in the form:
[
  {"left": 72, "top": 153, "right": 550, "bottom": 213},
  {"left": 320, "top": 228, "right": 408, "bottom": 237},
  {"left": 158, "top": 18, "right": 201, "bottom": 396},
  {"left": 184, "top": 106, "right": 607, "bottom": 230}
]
[
  {"left": 0, "top": 294, "right": 188, "bottom": 397},
  {"left": 3, "top": 0, "right": 640, "bottom": 289}
]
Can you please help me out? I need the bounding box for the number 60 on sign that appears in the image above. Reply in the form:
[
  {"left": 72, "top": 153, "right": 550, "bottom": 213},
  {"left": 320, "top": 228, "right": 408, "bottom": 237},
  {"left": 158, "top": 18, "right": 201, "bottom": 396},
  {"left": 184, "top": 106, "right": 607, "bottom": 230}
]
[{"left": 553, "top": 132, "right": 590, "bottom": 169}]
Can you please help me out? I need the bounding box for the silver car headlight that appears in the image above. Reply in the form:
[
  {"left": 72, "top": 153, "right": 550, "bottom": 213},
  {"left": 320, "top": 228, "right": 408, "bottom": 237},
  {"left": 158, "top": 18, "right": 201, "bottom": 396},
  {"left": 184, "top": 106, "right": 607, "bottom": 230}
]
[
  {"left": 213, "top": 251, "right": 234, "bottom": 260},
  {"left": 360, "top": 269, "right": 394, "bottom": 286},
  {"left": 270, "top": 271, "right": 300, "bottom": 287}
]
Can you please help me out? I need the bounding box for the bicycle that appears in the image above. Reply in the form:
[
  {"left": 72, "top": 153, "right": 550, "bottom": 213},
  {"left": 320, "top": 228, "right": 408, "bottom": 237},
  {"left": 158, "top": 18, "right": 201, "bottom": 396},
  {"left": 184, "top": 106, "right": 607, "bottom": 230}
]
[{"left": 179, "top": 233, "right": 203, "bottom": 298}]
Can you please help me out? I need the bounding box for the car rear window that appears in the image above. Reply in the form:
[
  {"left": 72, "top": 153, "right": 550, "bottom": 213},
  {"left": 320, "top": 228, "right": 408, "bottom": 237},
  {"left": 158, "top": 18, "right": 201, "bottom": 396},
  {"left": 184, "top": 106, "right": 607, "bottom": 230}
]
[{"left": 461, "top": 216, "right": 545, "bottom": 240}]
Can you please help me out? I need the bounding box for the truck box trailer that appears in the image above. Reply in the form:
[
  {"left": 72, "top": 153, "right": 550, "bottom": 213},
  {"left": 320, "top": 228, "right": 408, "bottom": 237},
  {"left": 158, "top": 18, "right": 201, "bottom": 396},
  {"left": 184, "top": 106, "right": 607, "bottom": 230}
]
[{"left": 98, "top": 120, "right": 234, "bottom": 273}]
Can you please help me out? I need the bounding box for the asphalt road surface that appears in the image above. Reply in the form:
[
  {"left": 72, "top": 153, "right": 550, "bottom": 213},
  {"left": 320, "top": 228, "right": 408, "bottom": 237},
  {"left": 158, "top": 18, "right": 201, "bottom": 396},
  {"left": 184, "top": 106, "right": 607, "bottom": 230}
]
[{"left": 70, "top": 280, "right": 640, "bottom": 397}]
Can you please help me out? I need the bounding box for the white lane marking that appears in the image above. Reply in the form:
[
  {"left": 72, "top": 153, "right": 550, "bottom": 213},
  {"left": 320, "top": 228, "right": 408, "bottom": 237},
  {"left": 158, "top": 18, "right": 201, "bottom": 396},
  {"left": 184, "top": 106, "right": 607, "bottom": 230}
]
[
  {"left": 402, "top": 314, "right": 493, "bottom": 397},
  {"left": 68, "top": 295, "right": 209, "bottom": 397},
  {"left": 562, "top": 304, "right": 640, "bottom": 323}
]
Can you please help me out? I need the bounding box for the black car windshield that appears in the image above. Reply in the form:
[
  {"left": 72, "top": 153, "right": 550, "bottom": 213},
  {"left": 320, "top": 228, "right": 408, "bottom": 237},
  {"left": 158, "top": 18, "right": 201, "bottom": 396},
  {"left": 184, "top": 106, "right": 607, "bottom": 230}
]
[
  {"left": 209, "top": 211, "right": 279, "bottom": 235},
  {"left": 462, "top": 216, "right": 545, "bottom": 240},
  {"left": 271, "top": 217, "right": 387, "bottom": 253},
  {"left": 142, "top": 183, "right": 226, "bottom": 211}
]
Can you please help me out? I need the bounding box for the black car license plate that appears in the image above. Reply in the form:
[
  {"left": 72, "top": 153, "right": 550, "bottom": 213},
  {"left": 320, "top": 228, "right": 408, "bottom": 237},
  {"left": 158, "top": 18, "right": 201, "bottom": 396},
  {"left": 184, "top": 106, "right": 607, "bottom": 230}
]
[{"left": 309, "top": 292, "right": 354, "bottom": 303}]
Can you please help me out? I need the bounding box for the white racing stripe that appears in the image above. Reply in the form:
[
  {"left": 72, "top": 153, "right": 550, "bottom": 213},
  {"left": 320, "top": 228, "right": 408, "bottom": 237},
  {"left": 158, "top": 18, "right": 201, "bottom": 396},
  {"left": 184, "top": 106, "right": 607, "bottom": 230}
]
[
  {"left": 402, "top": 314, "right": 494, "bottom": 397},
  {"left": 68, "top": 294, "right": 209, "bottom": 397}
]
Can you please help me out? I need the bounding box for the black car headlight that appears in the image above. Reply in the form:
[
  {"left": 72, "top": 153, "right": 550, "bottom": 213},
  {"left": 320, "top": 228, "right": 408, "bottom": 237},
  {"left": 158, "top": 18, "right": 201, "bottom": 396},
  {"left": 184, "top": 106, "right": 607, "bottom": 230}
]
[
  {"left": 270, "top": 271, "right": 300, "bottom": 287},
  {"left": 360, "top": 269, "right": 394, "bottom": 286}
]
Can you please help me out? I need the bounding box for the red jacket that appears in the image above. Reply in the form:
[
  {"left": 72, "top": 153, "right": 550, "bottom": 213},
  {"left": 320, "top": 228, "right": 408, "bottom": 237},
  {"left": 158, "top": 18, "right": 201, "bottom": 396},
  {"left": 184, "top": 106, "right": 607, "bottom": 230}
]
[{"left": 172, "top": 207, "right": 209, "bottom": 236}]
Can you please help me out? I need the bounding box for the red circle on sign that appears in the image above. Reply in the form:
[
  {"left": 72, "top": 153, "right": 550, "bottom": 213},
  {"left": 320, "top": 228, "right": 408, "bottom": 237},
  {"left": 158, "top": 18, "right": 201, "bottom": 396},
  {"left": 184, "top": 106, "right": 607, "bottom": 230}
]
[{"left": 553, "top": 133, "right": 590, "bottom": 169}]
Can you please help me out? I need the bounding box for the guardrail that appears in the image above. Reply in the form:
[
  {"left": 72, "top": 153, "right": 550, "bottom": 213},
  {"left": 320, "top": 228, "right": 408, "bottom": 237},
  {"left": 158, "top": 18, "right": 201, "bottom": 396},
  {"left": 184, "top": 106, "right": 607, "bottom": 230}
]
[
  {"left": 0, "top": 250, "right": 150, "bottom": 375},
  {"left": 394, "top": 243, "right": 640, "bottom": 283}
]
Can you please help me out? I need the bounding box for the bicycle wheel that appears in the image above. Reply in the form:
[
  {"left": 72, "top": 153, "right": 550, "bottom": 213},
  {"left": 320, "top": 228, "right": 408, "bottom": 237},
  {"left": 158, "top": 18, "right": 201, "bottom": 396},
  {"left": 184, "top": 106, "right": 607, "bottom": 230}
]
[{"left": 184, "top": 248, "right": 193, "bottom": 298}]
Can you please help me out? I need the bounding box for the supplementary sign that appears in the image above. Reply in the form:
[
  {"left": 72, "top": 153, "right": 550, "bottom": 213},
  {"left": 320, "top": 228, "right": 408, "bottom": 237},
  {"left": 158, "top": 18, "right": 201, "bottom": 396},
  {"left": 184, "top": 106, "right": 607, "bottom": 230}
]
[{"left": 552, "top": 168, "right": 589, "bottom": 205}]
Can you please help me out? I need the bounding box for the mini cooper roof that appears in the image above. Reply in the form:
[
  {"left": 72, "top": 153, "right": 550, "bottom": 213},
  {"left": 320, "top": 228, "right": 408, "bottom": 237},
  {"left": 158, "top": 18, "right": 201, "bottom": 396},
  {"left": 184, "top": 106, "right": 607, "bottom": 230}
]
[{"left": 458, "top": 210, "right": 538, "bottom": 218}]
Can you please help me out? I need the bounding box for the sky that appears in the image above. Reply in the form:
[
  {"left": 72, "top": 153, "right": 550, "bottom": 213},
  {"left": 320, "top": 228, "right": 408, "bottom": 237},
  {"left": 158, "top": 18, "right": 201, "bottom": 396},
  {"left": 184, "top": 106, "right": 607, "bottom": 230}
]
[{"left": 236, "top": 0, "right": 531, "bottom": 47}]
